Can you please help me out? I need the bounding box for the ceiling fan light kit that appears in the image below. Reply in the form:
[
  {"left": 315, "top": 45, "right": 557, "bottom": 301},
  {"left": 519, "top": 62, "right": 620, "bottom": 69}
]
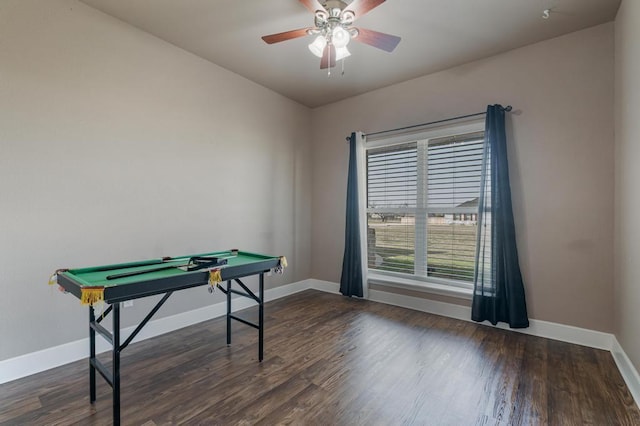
[
  {"left": 262, "top": 0, "right": 401, "bottom": 72},
  {"left": 308, "top": 36, "right": 351, "bottom": 60}
]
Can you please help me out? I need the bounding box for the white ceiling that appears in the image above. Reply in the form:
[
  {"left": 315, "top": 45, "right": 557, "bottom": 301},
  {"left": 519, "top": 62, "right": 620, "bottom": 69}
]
[{"left": 79, "top": 0, "right": 620, "bottom": 108}]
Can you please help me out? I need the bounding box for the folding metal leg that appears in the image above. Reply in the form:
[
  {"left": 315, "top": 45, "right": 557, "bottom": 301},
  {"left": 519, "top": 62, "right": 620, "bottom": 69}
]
[
  {"left": 112, "top": 303, "right": 121, "bottom": 426},
  {"left": 89, "top": 306, "right": 96, "bottom": 403},
  {"left": 226, "top": 280, "right": 232, "bottom": 345},
  {"left": 222, "top": 275, "right": 265, "bottom": 361},
  {"left": 259, "top": 273, "right": 264, "bottom": 362}
]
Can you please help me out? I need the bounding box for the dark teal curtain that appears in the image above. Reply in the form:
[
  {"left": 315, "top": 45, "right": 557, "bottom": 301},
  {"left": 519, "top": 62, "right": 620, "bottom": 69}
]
[
  {"left": 340, "top": 132, "right": 364, "bottom": 297},
  {"left": 472, "top": 105, "right": 529, "bottom": 328}
]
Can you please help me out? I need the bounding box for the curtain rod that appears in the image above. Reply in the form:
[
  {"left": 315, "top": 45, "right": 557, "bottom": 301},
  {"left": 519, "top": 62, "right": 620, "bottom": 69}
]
[{"left": 346, "top": 105, "right": 512, "bottom": 141}]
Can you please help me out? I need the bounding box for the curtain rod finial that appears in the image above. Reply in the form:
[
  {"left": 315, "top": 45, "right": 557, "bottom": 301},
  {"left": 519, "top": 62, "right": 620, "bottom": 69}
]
[{"left": 504, "top": 105, "right": 513, "bottom": 112}]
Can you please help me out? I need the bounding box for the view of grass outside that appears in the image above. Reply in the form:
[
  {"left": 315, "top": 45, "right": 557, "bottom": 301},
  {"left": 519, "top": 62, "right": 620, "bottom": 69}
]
[{"left": 368, "top": 214, "right": 478, "bottom": 282}]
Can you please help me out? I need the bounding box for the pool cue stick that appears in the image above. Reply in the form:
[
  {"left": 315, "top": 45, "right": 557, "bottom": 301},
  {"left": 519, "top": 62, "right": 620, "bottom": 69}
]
[
  {"left": 106, "top": 263, "right": 190, "bottom": 280},
  {"left": 96, "top": 250, "right": 236, "bottom": 274},
  {"left": 106, "top": 257, "right": 228, "bottom": 280}
]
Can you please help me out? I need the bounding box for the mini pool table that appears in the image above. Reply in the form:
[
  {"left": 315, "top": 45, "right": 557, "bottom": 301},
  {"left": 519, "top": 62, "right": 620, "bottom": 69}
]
[{"left": 55, "top": 249, "right": 286, "bottom": 426}]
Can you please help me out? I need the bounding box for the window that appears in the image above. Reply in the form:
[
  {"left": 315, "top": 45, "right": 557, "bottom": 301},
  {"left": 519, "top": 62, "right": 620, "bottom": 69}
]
[{"left": 366, "top": 123, "right": 486, "bottom": 289}]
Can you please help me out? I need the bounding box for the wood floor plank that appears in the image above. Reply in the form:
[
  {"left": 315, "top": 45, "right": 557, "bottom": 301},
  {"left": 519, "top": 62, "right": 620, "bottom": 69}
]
[{"left": 1, "top": 289, "right": 638, "bottom": 425}]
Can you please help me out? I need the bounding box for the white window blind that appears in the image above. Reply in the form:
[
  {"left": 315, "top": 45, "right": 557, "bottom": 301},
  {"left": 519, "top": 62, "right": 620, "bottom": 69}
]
[
  {"left": 366, "top": 131, "right": 486, "bottom": 285},
  {"left": 366, "top": 143, "right": 417, "bottom": 274}
]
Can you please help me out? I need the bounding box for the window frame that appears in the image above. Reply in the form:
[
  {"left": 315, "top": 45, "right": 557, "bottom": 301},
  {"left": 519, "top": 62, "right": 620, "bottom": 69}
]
[{"left": 363, "top": 119, "right": 485, "bottom": 297}]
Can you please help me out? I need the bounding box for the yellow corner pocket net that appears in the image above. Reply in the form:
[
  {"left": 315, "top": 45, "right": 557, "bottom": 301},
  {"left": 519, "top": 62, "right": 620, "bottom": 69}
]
[
  {"left": 274, "top": 256, "right": 287, "bottom": 274},
  {"left": 48, "top": 268, "right": 68, "bottom": 286},
  {"left": 209, "top": 268, "right": 222, "bottom": 287},
  {"left": 80, "top": 287, "right": 105, "bottom": 306}
]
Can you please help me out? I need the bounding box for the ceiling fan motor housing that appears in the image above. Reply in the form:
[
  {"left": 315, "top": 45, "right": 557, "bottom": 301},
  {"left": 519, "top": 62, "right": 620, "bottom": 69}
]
[
  {"left": 323, "top": 0, "right": 348, "bottom": 16},
  {"left": 315, "top": 0, "right": 356, "bottom": 39}
]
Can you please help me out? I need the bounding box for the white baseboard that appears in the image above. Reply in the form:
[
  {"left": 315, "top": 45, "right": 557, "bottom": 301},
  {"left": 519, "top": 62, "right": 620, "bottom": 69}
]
[
  {"left": 0, "top": 280, "right": 311, "bottom": 384},
  {"left": 307, "top": 278, "right": 342, "bottom": 294},
  {"left": 3, "top": 277, "right": 639, "bottom": 411},
  {"left": 611, "top": 337, "right": 640, "bottom": 407},
  {"left": 368, "top": 287, "right": 472, "bottom": 321},
  {"left": 504, "top": 317, "right": 613, "bottom": 350}
]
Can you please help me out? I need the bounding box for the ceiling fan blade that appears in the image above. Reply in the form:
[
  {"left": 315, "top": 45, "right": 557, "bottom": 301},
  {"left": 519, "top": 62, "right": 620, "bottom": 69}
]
[
  {"left": 353, "top": 28, "right": 401, "bottom": 52},
  {"left": 299, "top": 0, "right": 326, "bottom": 14},
  {"left": 343, "top": 0, "right": 386, "bottom": 20},
  {"left": 262, "top": 28, "right": 311, "bottom": 44},
  {"left": 320, "top": 44, "right": 336, "bottom": 69}
]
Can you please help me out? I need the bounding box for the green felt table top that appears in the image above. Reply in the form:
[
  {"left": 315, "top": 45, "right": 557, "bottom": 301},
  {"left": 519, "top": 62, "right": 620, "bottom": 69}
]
[{"left": 61, "top": 250, "right": 279, "bottom": 288}]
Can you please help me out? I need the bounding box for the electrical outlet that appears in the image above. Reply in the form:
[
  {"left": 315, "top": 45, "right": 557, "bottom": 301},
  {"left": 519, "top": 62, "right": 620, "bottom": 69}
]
[{"left": 123, "top": 300, "right": 134, "bottom": 308}]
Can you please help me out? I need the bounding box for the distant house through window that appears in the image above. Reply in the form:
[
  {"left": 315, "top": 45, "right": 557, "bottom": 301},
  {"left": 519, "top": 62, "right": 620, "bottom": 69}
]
[{"left": 365, "top": 121, "right": 487, "bottom": 290}]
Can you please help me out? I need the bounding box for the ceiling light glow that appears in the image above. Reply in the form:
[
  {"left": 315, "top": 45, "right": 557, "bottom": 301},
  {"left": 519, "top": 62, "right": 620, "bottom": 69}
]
[{"left": 308, "top": 35, "right": 326, "bottom": 58}]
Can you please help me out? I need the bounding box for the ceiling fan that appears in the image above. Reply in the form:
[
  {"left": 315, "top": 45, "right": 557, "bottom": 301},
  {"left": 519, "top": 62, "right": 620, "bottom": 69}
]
[{"left": 262, "top": 0, "right": 401, "bottom": 69}]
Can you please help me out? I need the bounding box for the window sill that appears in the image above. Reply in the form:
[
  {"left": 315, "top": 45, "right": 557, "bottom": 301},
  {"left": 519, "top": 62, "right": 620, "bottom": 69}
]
[{"left": 367, "top": 272, "right": 473, "bottom": 301}]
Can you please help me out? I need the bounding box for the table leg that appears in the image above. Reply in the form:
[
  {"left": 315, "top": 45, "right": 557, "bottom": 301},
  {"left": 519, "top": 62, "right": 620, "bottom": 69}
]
[
  {"left": 89, "top": 306, "right": 96, "bottom": 403},
  {"left": 259, "top": 273, "right": 264, "bottom": 362},
  {"left": 226, "top": 280, "right": 231, "bottom": 346},
  {"left": 113, "top": 303, "right": 121, "bottom": 426}
]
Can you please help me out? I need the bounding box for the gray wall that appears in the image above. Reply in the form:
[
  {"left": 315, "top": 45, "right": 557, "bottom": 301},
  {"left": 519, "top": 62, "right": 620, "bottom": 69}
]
[
  {"left": 0, "top": 0, "right": 312, "bottom": 361},
  {"left": 310, "top": 23, "right": 615, "bottom": 333},
  {"left": 615, "top": 0, "right": 640, "bottom": 372},
  {"left": 1, "top": 0, "right": 631, "bottom": 373}
]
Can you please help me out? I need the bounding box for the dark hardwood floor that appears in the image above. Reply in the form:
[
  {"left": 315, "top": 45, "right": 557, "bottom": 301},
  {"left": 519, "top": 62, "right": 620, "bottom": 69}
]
[{"left": 1, "top": 290, "right": 639, "bottom": 425}]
